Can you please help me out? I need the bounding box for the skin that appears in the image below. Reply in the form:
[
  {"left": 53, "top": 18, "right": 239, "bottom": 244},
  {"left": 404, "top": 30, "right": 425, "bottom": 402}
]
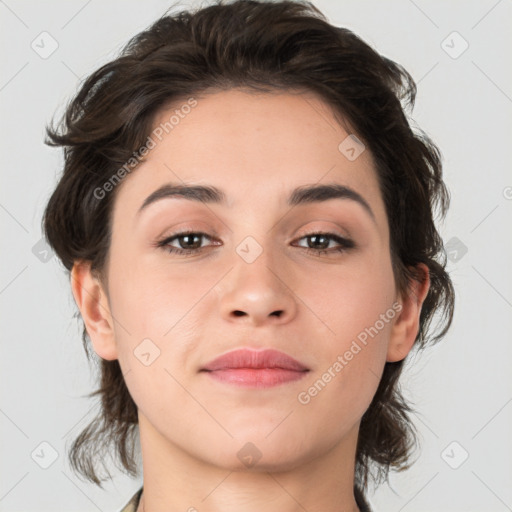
[{"left": 71, "top": 89, "right": 429, "bottom": 512}]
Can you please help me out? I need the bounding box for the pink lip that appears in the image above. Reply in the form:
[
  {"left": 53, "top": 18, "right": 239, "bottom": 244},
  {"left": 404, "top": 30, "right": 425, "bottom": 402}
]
[{"left": 200, "top": 348, "right": 309, "bottom": 388}]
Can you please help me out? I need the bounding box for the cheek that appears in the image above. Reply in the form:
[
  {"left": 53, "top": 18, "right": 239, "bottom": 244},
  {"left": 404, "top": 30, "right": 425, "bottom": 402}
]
[
  {"left": 295, "top": 247, "right": 396, "bottom": 401},
  {"left": 108, "top": 250, "right": 220, "bottom": 330},
  {"left": 295, "top": 307, "right": 394, "bottom": 436},
  {"left": 107, "top": 254, "right": 224, "bottom": 377},
  {"left": 296, "top": 247, "right": 396, "bottom": 339}
]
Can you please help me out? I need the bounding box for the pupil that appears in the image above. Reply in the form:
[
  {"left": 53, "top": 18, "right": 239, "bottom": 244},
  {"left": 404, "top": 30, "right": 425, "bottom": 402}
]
[
  {"left": 310, "top": 235, "right": 328, "bottom": 249},
  {"left": 182, "top": 234, "right": 200, "bottom": 248}
]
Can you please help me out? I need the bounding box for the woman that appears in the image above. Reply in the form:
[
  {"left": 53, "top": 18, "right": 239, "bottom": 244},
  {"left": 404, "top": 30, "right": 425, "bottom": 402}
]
[{"left": 42, "top": 1, "right": 454, "bottom": 510}]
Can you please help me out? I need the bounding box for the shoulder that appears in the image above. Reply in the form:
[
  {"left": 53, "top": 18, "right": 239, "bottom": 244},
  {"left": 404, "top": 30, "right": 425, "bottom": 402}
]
[{"left": 118, "top": 487, "right": 143, "bottom": 512}]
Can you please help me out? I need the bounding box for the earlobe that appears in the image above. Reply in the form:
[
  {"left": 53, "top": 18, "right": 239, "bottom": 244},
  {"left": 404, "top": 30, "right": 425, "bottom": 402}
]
[
  {"left": 70, "top": 261, "right": 118, "bottom": 361},
  {"left": 387, "top": 263, "right": 430, "bottom": 362}
]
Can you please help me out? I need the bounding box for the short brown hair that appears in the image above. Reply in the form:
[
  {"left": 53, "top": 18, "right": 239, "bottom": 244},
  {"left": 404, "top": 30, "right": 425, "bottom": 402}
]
[{"left": 43, "top": 0, "right": 455, "bottom": 500}]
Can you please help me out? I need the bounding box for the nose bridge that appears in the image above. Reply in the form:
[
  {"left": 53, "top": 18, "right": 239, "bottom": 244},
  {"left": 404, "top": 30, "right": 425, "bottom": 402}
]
[{"left": 219, "top": 233, "right": 297, "bottom": 325}]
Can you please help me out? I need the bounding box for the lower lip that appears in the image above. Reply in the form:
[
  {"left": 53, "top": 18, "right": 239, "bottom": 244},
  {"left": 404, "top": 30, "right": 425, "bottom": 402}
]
[{"left": 202, "top": 368, "right": 309, "bottom": 388}]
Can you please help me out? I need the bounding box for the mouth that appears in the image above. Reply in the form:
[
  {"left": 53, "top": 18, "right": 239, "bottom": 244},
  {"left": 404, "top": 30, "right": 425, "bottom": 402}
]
[{"left": 200, "top": 348, "right": 310, "bottom": 388}]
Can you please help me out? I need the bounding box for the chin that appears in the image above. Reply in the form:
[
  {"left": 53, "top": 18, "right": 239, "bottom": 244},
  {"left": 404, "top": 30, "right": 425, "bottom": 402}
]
[{"left": 199, "top": 427, "right": 316, "bottom": 473}]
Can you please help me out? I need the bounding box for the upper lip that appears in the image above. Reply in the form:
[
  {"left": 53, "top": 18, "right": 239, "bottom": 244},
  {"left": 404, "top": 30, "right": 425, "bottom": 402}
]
[{"left": 201, "top": 348, "right": 309, "bottom": 372}]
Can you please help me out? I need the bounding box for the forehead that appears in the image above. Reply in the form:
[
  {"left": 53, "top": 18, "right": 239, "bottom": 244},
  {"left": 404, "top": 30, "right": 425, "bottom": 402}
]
[{"left": 112, "top": 88, "right": 385, "bottom": 220}]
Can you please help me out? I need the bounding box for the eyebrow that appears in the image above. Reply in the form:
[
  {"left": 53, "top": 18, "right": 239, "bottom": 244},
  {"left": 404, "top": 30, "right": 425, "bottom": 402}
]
[{"left": 137, "top": 182, "right": 375, "bottom": 222}]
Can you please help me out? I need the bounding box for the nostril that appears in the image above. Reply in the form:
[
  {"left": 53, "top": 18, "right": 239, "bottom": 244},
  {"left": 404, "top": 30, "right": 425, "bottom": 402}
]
[{"left": 233, "top": 310, "right": 246, "bottom": 317}]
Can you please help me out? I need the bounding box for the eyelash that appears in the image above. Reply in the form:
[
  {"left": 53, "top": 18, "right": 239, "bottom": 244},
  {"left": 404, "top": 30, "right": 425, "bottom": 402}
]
[{"left": 155, "top": 230, "right": 355, "bottom": 257}]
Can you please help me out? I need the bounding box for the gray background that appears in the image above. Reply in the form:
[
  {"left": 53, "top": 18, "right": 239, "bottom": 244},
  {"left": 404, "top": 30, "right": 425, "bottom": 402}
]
[{"left": 1, "top": 0, "right": 511, "bottom": 511}]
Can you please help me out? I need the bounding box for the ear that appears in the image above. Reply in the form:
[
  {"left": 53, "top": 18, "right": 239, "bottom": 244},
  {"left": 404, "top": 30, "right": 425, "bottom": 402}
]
[
  {"left": 387, "top": 263, "right": 430, "bottom": 362},
  {"left": 70, "top": 261, "right": 118, "bottom": 361}
]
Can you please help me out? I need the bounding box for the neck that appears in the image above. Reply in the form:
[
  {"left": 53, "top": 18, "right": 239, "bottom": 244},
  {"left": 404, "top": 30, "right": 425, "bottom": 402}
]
[{"left": 136, "top": 413, "right": 362, "bottom": 512}]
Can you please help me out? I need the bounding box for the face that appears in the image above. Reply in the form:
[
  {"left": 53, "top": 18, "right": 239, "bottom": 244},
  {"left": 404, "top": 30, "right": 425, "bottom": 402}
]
[{"left": 99, "top": 88, "right": 401, "bottom": 471}]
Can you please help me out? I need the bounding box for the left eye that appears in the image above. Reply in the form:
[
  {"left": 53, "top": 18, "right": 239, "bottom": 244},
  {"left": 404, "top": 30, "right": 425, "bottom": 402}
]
[
  {"left": 156, "top": 231, "right": 354, "bottom": 256},
  {"left": 294, "top": 233, "right": 353, "bottom": 252}
]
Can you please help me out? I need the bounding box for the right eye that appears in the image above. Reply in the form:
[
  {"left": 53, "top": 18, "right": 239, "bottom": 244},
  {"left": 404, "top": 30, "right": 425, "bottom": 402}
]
[{"left": 156, "top": 231, "right": 220, "bottom": 256}]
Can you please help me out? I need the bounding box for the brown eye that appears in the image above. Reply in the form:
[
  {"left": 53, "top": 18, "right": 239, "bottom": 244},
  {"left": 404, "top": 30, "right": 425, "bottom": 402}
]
[
  {"left": 294, "top": 232, "right": 355, "bottom": 255},
  {"left": 157, "top": 231, "right": 218, "bottom": 255}
]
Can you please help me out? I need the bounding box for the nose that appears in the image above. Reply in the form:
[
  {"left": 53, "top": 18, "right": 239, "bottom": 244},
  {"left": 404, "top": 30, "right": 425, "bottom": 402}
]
[{"left": 219, "top": 244, "right": 298, "bottom": 327}]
